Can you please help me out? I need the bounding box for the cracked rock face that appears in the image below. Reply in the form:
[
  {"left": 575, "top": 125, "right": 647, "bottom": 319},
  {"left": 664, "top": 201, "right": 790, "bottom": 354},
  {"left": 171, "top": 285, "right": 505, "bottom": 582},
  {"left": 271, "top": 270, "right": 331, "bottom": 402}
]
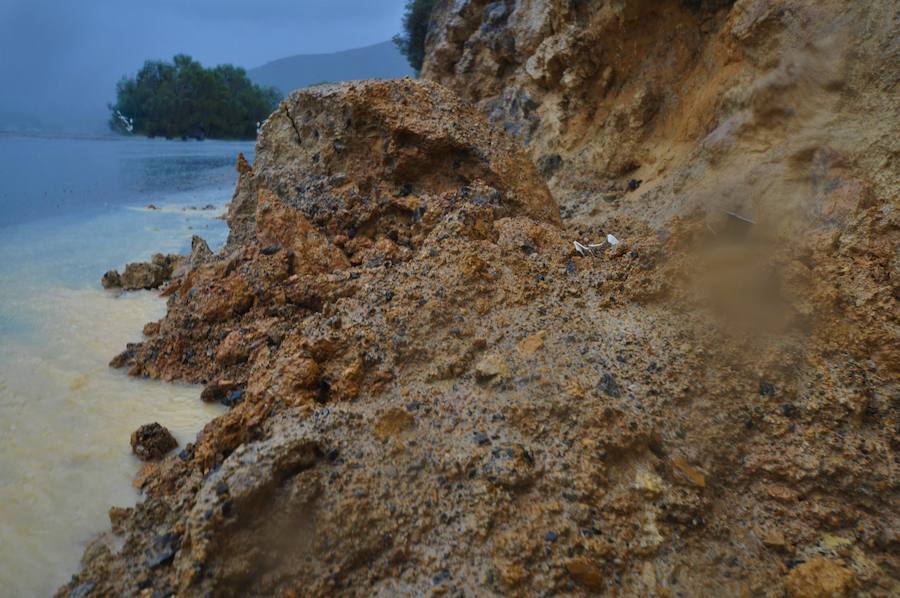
[{"left": 224, "top": 78, "right": 560, "bottom": 255}]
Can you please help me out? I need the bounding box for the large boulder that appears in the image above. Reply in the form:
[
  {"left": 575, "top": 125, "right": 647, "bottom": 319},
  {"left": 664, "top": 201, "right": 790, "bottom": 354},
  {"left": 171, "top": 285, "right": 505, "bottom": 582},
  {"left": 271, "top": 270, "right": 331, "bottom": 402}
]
[{"left": 225, "top": 79, "right": 560, "bottom": 252}]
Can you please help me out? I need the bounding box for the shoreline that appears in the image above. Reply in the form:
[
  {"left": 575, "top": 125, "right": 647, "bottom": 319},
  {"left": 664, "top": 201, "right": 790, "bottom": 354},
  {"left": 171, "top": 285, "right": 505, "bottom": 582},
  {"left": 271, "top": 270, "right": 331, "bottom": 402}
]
[{"left": 0, "top": 137, "right": 241, "bottom": 596}]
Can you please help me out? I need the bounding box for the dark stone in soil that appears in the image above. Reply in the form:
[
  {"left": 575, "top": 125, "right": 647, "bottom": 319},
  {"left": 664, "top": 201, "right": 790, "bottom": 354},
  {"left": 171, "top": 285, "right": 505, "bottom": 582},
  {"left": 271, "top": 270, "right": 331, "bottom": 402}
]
[
  {"left": 144, "top": 533, "right": 179, "bottom": 569},
  {"left": 598, "top": 373, "right": 622, "bottom": 398}
]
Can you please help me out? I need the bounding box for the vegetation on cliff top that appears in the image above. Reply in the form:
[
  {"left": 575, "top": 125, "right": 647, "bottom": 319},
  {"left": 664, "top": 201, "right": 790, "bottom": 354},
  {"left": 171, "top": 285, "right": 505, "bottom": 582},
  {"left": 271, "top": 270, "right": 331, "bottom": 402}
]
[
  {"left": 109, "top": 55, "right": 281, "bottom": 140},
  {"left": 393, "top": 0, "right": 437, "bottom": 73}
]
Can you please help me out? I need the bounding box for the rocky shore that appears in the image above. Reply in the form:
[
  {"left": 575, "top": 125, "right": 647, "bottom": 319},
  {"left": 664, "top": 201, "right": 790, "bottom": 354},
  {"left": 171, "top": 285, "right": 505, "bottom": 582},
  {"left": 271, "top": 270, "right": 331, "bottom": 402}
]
[{"left": 60, "top": 1, "right": 897, "bottom": 596}]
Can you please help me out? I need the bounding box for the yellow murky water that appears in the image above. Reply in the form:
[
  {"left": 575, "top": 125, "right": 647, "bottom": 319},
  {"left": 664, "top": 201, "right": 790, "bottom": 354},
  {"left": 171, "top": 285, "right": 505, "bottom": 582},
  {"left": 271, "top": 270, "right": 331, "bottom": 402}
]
[
  {"left": 0, "top": 287, "right": 222, "bottom": 597},
  {"left": 0, "top": 134, "right": 249, "bottom": 597}
]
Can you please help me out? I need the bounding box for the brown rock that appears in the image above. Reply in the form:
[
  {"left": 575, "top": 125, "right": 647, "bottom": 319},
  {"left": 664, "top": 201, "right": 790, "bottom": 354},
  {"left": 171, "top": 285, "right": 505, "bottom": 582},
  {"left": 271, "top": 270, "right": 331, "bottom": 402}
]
[
  {"left": 255, "top": 188, "right": 350, "bottom": 274},
  {"left": 565, "top": 557, "right": 605, "bottom": 591},
  {"left": 278, "top": 356, "right": 321, "bottom": 392},
  {"left": 231, "top": 78, "right": 559, "bottom": 252},
  {"left": 374, "top": 408, "right": 415, "bottom": 442},
  {"left": 762, "top": 529, "right": 787, "bottom": 550},
  {"left": 516, "top": 331, "right": 546, "bottom": 356},
  {"left": 108, "top": 506, "right": 131, "bottom": 535},
  {"left": 101, "top": 270, "right": 121, "bottom": 289},
  {"left": 215, "top": 330, "right": 249, "bottom": 366},
  {"left": 474, "top": 353, "right": 510, "bottom": 382},
  {"left": 785, "top": 558, "right": 854, "bottom": 598},
  {"left": 130, "top": 423, "right": 178, "bottom": 461},
  {"left": 236, "top": 152, "right": 252, "bottom": 175},
  {"left": 120, "top": 262, "right": 167, "bottom": 290},
  {"left": 200, "top": 379, "right": 239, "bottom": 403},
  {"left": 672, "top": 456, "right": 706, "bottom": 488}
]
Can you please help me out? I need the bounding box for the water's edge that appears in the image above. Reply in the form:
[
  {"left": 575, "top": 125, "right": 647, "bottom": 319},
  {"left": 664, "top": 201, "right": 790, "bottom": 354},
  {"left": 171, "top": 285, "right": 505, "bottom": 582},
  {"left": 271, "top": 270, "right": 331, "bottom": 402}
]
[{"left": 0, "top": 136, "right": 250, "bottom": 596}]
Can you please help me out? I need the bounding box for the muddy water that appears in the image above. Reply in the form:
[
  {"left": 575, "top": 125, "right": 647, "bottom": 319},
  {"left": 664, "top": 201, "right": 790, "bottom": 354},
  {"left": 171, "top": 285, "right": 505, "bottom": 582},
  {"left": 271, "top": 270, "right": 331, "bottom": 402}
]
[{"left": 0, "top": 135, "right": 251, "bottom": 596}]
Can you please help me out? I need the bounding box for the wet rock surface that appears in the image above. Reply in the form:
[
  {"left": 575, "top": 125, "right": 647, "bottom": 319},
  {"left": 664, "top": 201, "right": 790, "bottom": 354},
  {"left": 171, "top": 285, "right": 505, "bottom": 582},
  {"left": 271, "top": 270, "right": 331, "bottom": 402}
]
[
  {"left": 130, "top": 423, "right": 178, "bottom": 461},
  {"left": 60, "top": 5, "right": 900, "bottom": 595},
  {"left": 102, "top": 253, "right": 184, "bottom": 291}
]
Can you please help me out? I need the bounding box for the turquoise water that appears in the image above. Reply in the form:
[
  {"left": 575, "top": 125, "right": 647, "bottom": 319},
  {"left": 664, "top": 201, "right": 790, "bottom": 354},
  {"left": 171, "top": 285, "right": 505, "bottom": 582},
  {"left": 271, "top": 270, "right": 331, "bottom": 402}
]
[{"left": 0, "top": 134, "right": 252, "bottom": 597}]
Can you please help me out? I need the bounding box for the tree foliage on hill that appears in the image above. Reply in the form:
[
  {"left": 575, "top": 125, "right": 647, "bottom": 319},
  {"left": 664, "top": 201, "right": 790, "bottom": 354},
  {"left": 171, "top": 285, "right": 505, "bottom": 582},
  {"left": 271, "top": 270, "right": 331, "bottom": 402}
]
[
  {"left": 109, "top": 55, "right": 281, "bottom": 140},
  {"left": 393, "top": 0, "right": 438, "bottom": 74}
]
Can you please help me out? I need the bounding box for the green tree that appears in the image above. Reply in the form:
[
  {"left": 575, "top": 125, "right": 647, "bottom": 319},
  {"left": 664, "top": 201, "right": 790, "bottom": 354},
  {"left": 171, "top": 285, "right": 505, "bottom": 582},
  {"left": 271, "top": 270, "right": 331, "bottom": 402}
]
[
  {"left": 109, "top": 55, "right": 281, "bottom": 140},
  {"left": 393, "top": 0, "right": 438, "bottom": 74}
]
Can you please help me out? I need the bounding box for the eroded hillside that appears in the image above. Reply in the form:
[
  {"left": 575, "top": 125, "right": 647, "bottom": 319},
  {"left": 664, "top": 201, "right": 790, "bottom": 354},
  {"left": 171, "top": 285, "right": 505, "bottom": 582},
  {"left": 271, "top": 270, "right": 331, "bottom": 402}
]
[{"left": 59, "top": 1, "right": 898, "bottom": 596}]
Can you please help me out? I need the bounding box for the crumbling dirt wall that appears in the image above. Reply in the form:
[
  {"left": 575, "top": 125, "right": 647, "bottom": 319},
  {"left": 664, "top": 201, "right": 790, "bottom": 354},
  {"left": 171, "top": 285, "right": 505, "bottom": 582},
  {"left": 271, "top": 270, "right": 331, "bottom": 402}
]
[{"left": 57, "top": 2, "right": 899, "bottom": 596}]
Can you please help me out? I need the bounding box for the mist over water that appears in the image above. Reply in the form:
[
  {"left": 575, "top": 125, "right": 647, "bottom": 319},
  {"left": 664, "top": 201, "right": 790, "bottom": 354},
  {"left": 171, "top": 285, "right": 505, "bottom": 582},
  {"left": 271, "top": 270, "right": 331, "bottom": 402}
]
[
  {"left": 0, "top": 0, "right": 407, "bottom": 132},
  {"left": 0, "top": 135, "right": 251, "bottom": 596}
]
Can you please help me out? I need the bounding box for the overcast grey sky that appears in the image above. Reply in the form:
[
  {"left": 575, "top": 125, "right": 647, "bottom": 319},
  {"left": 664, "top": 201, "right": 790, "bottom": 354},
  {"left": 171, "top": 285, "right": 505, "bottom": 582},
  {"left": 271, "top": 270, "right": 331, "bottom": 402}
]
[{"left": 0, "top": 0, "right": 408, "bottom": 132}]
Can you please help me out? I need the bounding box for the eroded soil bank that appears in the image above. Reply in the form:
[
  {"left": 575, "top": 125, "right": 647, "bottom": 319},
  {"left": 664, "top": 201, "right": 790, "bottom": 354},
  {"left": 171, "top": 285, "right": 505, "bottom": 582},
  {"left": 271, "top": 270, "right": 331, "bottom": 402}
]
[{"left": 59, "top": 1, "right": 897, "bottom": 596}]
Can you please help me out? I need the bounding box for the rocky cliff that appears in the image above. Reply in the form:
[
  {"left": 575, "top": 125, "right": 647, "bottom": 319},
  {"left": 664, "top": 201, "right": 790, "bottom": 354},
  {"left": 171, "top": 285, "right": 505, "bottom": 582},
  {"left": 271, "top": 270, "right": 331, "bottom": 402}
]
[{"left": 59, "top": 1, "right": 898, "bottom": 597}]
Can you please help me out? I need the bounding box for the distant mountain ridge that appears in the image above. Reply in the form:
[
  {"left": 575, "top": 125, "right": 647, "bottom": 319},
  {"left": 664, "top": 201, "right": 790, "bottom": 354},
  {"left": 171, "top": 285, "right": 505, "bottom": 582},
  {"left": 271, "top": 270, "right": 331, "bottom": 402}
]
[{"left": 248, "top": 41, "right": 413, "bottom": 96}]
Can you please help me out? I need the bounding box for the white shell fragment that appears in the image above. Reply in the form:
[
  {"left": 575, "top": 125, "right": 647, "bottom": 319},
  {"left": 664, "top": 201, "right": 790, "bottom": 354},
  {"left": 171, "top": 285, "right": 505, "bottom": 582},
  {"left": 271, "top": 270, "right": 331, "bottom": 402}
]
[{"left": 573, "top": 241, "right": 591, "bottom": 256}]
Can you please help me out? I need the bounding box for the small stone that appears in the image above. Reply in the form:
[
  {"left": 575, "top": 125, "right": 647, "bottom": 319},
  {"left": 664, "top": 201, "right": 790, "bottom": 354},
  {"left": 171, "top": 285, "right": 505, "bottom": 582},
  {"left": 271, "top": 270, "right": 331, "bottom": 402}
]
[
  {"left": 280, "top": 357, "right": 321, "bottom": 391},
  {"left": 544, "top": 531, "right": 558, "bottom": 542},
  {"left": 759, "top": 382, "right": 776, "bottom": 396},
  {"left": 261, "top": 244, "right": 281, "bottom": 256},
  {"left": 67, "top": 581, "right": 96, "bottom": 598},
  {"left": 474, "top": 353, "right": 510, "bottom": 383},
  {"left": 432, "top": 569, "right": 451, "bottom": 585},
  {"left": 598, "top": 373, "right": 621, "bottom": 398},
  {"left": 516, "top": 331, "right": 546, "bottom": 356},
  {"left": 785, "top": 557, "right": 854, "bottom": 598},
  {"left": 215, "top": 330, "right": 249, "bottom": 366},
  {"left": 108, "top": 506, "right": 131, "bottom": 535},
  {"left": 200, "top": 379, "right": 239, "bottom": 403},
  {"left": 762, "top": 529, "right": 787, "bottom": 549},
  {"left": 144, "top": 533, "right": 179, "bottom": 569},
  {"left": 222, "top": 390, "right": 244, "bottom": 407},
  {"left": 483, "top": 444, "right": 535, "bottom": 489},
  {"left": 236, "top": 152, "right": 252, "bottom": 175},
  {"left": 634, "top": 467, "right": 663, "bottom": 495},
  {"left": 566, "top": 557, "right": 605, "bottom": 591},
  {"left": 374, "top": 408, "right": 415, "bottom": 442},
  {"left": 101, "top": 270, "right": 121, "bottom": 289},
  {"left": 671, "top": 456, "right": 706, "bottom": 488},
  {"left": 130, "top": 423, "right": 178, "bottom": 461},
  {"left": 473, "top": 431, "right": 491, "bottom": 446}
]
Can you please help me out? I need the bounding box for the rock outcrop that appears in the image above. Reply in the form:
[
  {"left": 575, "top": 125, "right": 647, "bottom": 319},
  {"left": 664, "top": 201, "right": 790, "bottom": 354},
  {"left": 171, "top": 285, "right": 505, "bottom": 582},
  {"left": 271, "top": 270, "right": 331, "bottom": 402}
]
[
  {"left": 102, "top": 253, "right": 184, "bottom": 291},
  {"left": 61, "top": 2, "right": 899, "bottom": 596}
]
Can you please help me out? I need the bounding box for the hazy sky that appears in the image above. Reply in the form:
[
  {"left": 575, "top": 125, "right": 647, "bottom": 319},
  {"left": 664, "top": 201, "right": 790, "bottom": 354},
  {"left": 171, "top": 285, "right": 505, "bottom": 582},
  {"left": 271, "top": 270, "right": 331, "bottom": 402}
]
[{"left": 0, "top": 0, "right": 408, "bottom": 131}]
